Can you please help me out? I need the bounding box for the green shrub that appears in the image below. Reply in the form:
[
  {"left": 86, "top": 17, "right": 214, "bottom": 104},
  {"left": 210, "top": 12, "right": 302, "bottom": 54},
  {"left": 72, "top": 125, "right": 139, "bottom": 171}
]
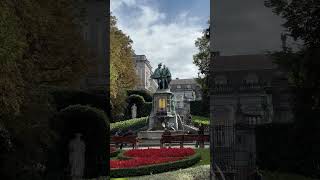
[
  {"left": 141, "top": 102, "right": 152, "bottom": 117},
  {"left": 190, "top": 101, "right": 209, "bottom": 117},
  {"left": 111, "top": 150, "right": 120, "bottom": 158},
  {"left": 48, "top": 105, "right": 109, "bottom": 179},
  {"left": 126, "top": 95, "right": 146, "bottom": 118},
  {"left": 127, "top": 90, "right": 152, "bottom": 102},
  {"left": 110, "top": 117, "right": 148, "bottom": 134},
  {"left": 192, "top": 116, "right": 209, "bottom": 126},
  {"left": 46, "top": 86, "right": 108, "bottom": 114},
  {"left": 110, "top": 152, "right": 201, "bottom": 177}
]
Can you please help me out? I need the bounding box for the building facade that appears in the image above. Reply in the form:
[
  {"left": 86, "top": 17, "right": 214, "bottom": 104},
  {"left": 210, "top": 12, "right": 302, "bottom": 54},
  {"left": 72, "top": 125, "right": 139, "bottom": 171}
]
[
  {"left": 170, "top": 78, "right": 202, "bottom": 119},
  {"left": 210, "top": 54, "right": 293, "bottom": 180},
  {"left": 133, "top": 55, "right": 158, "bottom": 93}
]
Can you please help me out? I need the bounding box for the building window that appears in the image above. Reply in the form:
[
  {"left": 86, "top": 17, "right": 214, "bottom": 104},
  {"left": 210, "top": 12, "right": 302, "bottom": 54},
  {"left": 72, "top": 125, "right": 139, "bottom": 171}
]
[
  {"left": 177, "top": 85, "right": 181, "bottom": 89},
  {"left": 187, "top": 85, "right": 191, "bottom": 89},
  {"left": 244, "top": 73, "right": 259, "bottom": 84},
  {"left": 214, "top": 75, "right": 227, "bottom": 85}
]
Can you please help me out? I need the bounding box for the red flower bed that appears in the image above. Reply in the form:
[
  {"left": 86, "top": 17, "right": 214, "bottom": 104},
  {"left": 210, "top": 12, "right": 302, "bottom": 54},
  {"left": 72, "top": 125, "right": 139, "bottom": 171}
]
[
  {"left": 110, "top": 148, "right": 195, "bottom": 169},
  {"left": 110, "top": 157, "right": 182, "bottom": 169},
  {"left": 124, "top": 148, "right": 195, "bottom": 158}
]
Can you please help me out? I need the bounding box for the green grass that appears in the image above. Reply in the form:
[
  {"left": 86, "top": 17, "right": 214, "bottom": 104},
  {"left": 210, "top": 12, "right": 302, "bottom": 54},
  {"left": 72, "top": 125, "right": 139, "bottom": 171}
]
[
  {"left": 262, "top": 171, "right": 317, "bottom": 180},
  {"left": 192, "top": 115, "right": 209, "bottom": 125},
  {"left": 194, "top": 148, "right": 210, "bottom": 166}
]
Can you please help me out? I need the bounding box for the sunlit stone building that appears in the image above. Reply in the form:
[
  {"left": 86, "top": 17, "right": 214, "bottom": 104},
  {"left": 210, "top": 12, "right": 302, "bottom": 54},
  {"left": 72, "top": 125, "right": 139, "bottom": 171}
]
[
  {"left": 132, "top": 55, "right": 158, "bottom": 93},
  {"left": 170, "top": 78, "right": 202, "bottom": 119}
]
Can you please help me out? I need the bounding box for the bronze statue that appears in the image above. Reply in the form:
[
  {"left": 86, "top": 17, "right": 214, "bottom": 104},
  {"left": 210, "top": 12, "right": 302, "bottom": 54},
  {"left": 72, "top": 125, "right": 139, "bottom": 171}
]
[
  {"left": 151, "top": 63, "right": 163, "bottom": 89},
  {"left": 151, "top": 63, "right": 172, "bottom": 89}
]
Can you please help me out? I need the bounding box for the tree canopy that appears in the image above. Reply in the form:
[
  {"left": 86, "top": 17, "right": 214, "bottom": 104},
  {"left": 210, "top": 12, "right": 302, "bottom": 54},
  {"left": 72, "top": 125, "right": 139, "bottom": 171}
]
[
  {"left": 192, "top": 20, "right": 210, "bottom": 116},
  {"left": 110, "top": 15, "right": 137, "bottom": 119},
  {"left": 265, "top": 0, "right": 320, "bottom": 176},
  {"left": 0, "top": 0, "right": 90, "bottom": 179}
]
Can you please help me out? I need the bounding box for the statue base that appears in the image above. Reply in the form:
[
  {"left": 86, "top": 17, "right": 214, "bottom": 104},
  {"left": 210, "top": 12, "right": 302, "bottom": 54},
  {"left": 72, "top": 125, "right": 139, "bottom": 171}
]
[{"left": 148, "top": 89, "right": 183, "bottom": 131}]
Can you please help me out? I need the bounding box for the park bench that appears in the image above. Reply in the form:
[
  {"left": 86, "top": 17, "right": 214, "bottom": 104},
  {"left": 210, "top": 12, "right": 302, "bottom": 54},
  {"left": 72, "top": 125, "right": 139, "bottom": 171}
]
[
  {"left": 110, "top": 135, "right": 139, "bottom": 149},
  {"left": 160, "top": 134, "right": 209, "bottom": 148}
]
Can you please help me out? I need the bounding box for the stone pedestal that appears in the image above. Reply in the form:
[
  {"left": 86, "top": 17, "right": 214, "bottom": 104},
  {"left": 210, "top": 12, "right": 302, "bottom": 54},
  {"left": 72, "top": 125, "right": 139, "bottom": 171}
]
[{"left": 148, "top": 89, "right": 181, "bottom": 131}]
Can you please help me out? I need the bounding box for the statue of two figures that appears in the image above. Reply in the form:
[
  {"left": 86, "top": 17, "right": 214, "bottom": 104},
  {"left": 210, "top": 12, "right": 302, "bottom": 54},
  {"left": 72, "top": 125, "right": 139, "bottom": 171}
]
[
  {"left": 68, "top": 133, "right": 85, "bottom": 180},
  {"left": 151, "top": 63, "right": 172, "bottom": 90}
]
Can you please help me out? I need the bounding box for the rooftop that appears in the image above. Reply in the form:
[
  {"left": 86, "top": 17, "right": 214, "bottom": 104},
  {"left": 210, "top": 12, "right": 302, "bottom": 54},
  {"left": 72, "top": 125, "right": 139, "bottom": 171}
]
[{"left": 171, "top": 78, "right": 198, "bottom": 85}]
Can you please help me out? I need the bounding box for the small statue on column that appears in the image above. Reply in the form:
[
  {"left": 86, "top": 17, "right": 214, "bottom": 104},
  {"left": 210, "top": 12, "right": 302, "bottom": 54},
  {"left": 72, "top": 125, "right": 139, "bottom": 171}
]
[{"left": 131, "top": 104, "right": 137, "bottom": 119}]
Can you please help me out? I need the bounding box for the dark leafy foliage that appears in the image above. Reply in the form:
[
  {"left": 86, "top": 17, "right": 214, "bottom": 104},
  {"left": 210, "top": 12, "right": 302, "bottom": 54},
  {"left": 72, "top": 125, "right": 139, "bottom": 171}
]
[
  {"left": 110, "top": 117, "right": 148, "bottom": 135},
  {"left": 125, "top": 94, "right": 152, "bottom": 119},
  {"left": 127, "top": 90, "right": 153, "bottom": 102},
  {"left": 47, "top": 105, "right": 109, "bottom": 179},
  {"left": 265, "top": 0, "right": 320, "bottom": 177}
]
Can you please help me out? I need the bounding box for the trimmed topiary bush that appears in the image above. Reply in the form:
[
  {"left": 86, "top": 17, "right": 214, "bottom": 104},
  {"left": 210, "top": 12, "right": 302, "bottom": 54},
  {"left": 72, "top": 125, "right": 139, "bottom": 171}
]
[
  {"left": 110, "top": 117, "right": 148, "bottom": 134},
  {"left": 141, "top": 102, "right": 152, "bottom": 117},
  {"left": 47, "top": 105, "right": 109, "bottom": 179},
  {"left": 126, "top": 95, "right": 145, "bottom": 118},
  {"left": 127, "top": 90, "right": 152, "bottom": 102},
  {"left": 46, "top": 86, "right": 109, "bottom": 115},
  {"left": 110, "top": 151, "right": 201, "bottom": 177}
]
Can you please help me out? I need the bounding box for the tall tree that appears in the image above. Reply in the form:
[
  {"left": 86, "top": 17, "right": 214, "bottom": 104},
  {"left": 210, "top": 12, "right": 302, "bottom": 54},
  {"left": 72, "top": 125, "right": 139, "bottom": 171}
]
[
  {"left": 265, "top": 0, "right": 320, "bottom": 176},
  {"left": 110, "top": 15, "right": 137, "bottom": 120},
  {"left": 193, "top": 20, "right": 210, "bottom": 116},
  {"left": 0, "top": 0, "right": 90, "bottom": 179}
]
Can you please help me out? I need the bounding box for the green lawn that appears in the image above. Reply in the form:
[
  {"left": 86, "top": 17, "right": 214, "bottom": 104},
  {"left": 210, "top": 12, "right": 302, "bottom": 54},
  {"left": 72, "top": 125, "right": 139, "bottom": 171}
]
[
  {"left": 194, "top": 148, "right": 210, "bottom": 166},
  {"left": 262, "top": 171, "right": 317, "bottom": 180}
]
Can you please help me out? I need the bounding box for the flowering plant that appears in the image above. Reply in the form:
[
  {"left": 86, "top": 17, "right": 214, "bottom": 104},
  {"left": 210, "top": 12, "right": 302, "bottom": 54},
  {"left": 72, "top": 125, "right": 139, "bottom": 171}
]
[
  {"left": 110, "top": 148, "right": 195, "bottom": 169},
  {"left": 111, "top": 157, "right": 182, "bottom": 169},
  {"left": 124, "top": 148, "right": 195, "bottom": 157}
]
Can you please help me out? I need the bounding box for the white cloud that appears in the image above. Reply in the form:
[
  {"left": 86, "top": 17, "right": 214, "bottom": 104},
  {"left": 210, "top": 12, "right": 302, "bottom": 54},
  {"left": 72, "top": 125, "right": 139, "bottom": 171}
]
[
  {"left": 111, "top": 0, "right": 136, "bottom": 12},
  {"left": 112, "top": 2, "right": 205, "bottom": 79}
]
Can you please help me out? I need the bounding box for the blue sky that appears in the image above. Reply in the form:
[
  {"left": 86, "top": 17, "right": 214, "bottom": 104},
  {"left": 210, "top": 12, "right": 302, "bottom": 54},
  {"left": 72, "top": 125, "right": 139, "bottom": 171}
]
[{"left": 111, "top": 0, "right": 210, "bottom": 79}]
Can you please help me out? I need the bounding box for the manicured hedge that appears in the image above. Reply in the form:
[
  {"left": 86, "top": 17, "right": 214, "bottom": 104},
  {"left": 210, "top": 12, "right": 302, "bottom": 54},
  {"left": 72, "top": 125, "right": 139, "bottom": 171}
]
[
  {"left": 110, "top": 152, "right": 201, "bottom": 177},
  {"left": 47, "top": 105, "right": 109, "bottom": 179},
  {"left": 192, "top": 115, "right": 209, "bottom": 126},
  {"left": 140, "top": 102, "right": 152, "bottom": 117},
  {"left": 127, "top": 90, "right": 152, "bottom": 102},
  {"left": 110, "top": 150, "right": 120, "bottom": 158},
  {"left": 190, "top": 101, "right": 209, "bottom": 117},
  {"left": 46, "top": 86, "right": 109, "bottom": 115},
  {"left": 110, "top": 117, "right": 148, "bottom": 134},
  {"left": 126, "top": 95, "right": 147, "bottom": 118}
]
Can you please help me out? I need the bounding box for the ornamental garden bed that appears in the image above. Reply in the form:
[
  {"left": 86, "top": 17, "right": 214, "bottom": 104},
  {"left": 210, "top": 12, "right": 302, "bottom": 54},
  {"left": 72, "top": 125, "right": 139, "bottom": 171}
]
[{"left": 110, "top": 148, "right": 201, "bottom": 178}]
